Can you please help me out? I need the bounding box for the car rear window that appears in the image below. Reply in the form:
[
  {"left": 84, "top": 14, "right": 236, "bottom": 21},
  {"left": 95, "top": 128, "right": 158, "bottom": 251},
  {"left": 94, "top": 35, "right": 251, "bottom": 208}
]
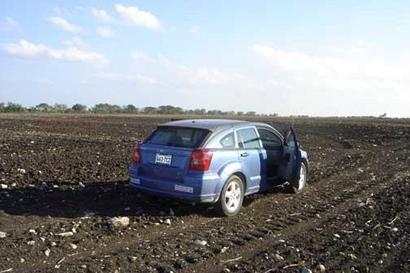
[{"left": 146, "top": 126, "right": 210, "bottom": 148}]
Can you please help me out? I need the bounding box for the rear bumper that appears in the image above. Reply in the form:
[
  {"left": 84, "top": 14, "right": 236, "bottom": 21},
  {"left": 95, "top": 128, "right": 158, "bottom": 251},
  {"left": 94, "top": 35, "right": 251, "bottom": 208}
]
[{"left": 129, "top": 168, "right": 222, "bottom": 203}]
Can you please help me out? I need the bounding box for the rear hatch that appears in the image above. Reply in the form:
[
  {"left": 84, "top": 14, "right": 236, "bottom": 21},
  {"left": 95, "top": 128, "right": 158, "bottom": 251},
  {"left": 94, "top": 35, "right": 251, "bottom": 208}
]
[{"left": 139, "top": 126, "right": 210, "bottom": 182}]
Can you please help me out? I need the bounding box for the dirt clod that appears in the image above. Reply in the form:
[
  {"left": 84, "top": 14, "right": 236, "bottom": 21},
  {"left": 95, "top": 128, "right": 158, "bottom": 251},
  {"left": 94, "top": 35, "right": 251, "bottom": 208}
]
[{"left": 108, "top": 216, "right": 130, "bottom": 229}]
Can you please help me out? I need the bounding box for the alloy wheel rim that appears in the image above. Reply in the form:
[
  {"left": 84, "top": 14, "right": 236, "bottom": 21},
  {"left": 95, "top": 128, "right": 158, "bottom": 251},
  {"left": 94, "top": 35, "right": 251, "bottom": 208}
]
[{"left": 224, "top": 180, "right": 241, "bottom": 213}]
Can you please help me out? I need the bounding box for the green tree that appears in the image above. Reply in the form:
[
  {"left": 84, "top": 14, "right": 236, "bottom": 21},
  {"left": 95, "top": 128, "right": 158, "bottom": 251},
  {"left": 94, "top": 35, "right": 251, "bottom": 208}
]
[
  {"left": 142, "top": 106, "right": 158, "bottom": 114},
  {"left": 4, "top": 102, "right": 25, "bottom": 112},
  {"left": 72, "top": 104, "right": 87, "bottom": 112},
  {"left": 91, "top": 103, "right": 122, "bottom": 113},
  {"left": 123, "top": 104, "right": 138, "bottom": 113},
  {"left": 207, "top": 110, "right": 223, "bottom": 115},
  {"left": 193, "top": 108, "right": 206, "bottom": 115},
  {"left": 35, "top": 103, "right": 52, "bottom": 112},
  {"left": 157, "top": 105, "right": 184, "bottom": 114},
  {"left": 53, "top": 104, "right": 68, "bottom": 112}
]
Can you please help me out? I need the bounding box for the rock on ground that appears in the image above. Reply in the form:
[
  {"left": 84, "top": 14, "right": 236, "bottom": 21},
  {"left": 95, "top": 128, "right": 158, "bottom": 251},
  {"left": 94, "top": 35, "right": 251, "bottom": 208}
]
[{"left": 108, "top": 216, "right": 130, "bottom": 228}]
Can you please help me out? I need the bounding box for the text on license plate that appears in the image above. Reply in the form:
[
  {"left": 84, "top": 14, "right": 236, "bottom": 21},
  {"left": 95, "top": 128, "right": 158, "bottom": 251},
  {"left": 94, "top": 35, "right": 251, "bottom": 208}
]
[
  {"left": 174, "top": 184, "right": 193, "bottom": 193},
  {"left": 155, "top": 153, "right": 172, "bottom": 165}
]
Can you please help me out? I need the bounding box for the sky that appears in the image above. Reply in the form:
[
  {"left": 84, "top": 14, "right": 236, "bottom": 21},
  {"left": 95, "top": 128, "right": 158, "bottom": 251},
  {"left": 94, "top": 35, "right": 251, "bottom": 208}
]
[{"left": 0, "top": 0, "right": 409, "bottom": 117}]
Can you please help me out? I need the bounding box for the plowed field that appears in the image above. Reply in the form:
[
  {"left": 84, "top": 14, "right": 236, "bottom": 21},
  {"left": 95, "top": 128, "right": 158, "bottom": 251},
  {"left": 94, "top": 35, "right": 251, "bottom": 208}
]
[{"left": 0, "top": 114, "right": 409, "bottom": 273}]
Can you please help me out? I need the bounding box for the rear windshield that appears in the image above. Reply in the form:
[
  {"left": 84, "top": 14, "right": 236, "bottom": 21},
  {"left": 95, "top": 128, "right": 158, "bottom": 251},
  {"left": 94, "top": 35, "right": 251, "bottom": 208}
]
[{"left": 146, "top": 126, "right": 210, "bottom": 148}]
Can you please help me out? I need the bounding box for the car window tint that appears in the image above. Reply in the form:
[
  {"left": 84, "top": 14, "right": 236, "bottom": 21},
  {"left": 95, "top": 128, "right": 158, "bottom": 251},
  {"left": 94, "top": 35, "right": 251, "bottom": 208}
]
[
  {"left": 237, "top": 128, "right": 261, "bottom": 149},
  {"left": 220, "top": 132, "right": 235, "bottom": 148},
  {"left": 147, "top": 127, "right": 210, "bottom": 148},
  {"left": 257, "top": 129, "right": 282, "bottom": 148}
]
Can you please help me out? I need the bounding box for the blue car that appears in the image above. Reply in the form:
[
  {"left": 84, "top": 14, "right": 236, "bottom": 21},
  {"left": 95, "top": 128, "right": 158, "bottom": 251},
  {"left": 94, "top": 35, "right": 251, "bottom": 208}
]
[{"left": 129, "top": 119, "right": 308, "bottom": 216}]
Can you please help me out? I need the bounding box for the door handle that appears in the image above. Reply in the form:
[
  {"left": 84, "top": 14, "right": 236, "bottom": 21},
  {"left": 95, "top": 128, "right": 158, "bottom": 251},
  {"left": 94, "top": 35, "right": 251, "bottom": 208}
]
[{"left": 240, "top": 152, "right": 249, "bottom": 157}]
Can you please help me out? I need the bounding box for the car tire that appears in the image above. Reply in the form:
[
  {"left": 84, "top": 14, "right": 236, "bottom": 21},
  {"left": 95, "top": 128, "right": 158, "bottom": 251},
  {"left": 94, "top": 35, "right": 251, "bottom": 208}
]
[
  {"left": 216, "top": 175, "right": 244, "bottom": 217},
  {"left": 287, "top": 161, "right": 308, "bottom": 194}
]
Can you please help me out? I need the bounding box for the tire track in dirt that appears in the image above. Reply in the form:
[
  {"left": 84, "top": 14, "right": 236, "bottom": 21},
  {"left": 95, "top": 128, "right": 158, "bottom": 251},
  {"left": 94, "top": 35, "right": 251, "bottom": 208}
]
[
  {"left": 30, "top": 149, "right": 380, "bottom": 273},
  {"left": 193, "top": 170, "right": 410, "bottom": 273},
  {"left": 183, "top": 156, "right": 404, "bottom": 273},
  {"left": 217, "top": 171, "right": 410, "bottom": 273},
  {"left": 0, "top": 148, "right": 364, "bottom": 269}
]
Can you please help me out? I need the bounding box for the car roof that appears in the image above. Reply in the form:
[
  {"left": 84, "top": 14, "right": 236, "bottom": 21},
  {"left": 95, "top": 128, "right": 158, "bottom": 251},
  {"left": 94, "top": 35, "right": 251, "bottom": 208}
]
[{"left": 160, "top": 119, "right": 275, "bottom": 132}]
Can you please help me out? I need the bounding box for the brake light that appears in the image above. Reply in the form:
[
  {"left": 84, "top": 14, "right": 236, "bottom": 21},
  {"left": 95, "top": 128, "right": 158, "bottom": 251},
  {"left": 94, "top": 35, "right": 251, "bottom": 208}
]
[
  {"left": 190, "top": 148, "right": 213, "bottom": 171},
  {"left": 132, "top": 144, "right": 141, "bottom": 164}
]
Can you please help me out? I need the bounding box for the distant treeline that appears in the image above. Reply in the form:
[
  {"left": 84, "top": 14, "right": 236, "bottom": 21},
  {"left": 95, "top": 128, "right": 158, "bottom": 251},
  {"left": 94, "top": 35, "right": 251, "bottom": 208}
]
[{"left": 0, "top": 102, "right": 279, "bottom": 117}]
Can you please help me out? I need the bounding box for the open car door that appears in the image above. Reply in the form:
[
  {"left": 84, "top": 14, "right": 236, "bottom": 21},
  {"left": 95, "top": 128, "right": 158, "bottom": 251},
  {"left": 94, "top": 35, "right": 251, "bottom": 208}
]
[{"left": 281, "top": 127, "right": 302, "bottom": 185}]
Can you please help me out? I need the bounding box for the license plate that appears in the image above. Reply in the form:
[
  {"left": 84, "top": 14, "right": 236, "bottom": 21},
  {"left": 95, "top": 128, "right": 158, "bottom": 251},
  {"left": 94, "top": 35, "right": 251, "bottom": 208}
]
[
  {"left": 155, "top": 153, "right": 172, "bottom": 165},
  {"left": 174, "top": 184, "right": 193, "bottom": 193}
]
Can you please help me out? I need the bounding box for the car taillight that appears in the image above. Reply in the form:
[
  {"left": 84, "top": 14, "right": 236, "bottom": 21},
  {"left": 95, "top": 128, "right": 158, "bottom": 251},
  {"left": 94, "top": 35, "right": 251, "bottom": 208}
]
[
  {"left": 132, "top": 145, "right": 141, "bottom": 164},
  {"left": 190, "top": 148, "right": 213, "bottom": 171}
]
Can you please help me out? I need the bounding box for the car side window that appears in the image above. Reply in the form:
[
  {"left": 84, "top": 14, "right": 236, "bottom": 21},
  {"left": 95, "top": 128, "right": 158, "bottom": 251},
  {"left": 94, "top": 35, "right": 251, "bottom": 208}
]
[
  {"left": 237, "top": 128, "right": 261, "bottom": 149},
  {"left": 220, "top": 132, "right": 235, "bottom": 148},
  {"left": 257, "top": 129, "right": 282, "bottom": 149}
]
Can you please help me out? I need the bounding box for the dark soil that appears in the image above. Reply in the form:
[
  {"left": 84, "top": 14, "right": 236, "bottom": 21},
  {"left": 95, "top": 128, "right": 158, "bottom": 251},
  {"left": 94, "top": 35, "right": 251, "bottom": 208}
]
[{"left": 0, "top": 114, "right": 409, "bottom": 273}]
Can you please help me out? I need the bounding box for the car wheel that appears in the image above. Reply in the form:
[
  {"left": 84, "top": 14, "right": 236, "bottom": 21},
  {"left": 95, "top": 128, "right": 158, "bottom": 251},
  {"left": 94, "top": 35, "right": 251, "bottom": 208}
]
[
  {"left": 288, "top": 161, "right": 308, "bottom": 194},
  {"left": 216, "top": 175, "right": 244, "bottom": 216}
]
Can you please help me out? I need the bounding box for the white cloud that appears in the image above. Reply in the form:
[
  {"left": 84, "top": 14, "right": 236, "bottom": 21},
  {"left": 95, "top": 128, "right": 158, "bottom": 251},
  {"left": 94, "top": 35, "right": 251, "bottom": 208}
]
[
  {"left": 159, "top": 57, "right": 252, "bottom": 86},
  {"left": 130, "top": 52, "right": 255, "bottom": 87},
  {"left": 0, "top": 17, "right": 20, "bottom": 31},
  {"left": 131, "top": 50, "right": 154, "bottom": 63},
  {"left": 91, "top": 8, "right": 114, "bottom": 23},
  {"left": 53, "top": 7, "right": 72, "bottom": 17},
  {"left": 96, "top": 26, "right": 113, "bottom": 38},
  {"left": 251, "top": 44, "right": 410, "bottom": 116},
  {"left": 190, "top": 26, "right": 200, "bottom": 34},
  {"left": 4, "top": 40, "right": 108, "bottom": 64},
  {"left": 48, "top": 16, "right": 82, "bottom": 33},
  {"left": 98, "top": 72, "right": 157, "bottom": 84},
  {"left": 252, "top": 44, "right": 407, "bottom": 85},
  {"left": 252, "top": 45, "right": 331, "bottom": 75},
  {"left": 115, "top": 4, "right": 161, "bottom": 30},
  {"left": 62, "top": 37, "right": 88, "bottom": 48},
  {"left": 174, "top": 65, "right": 233, "bottom": 85}
]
